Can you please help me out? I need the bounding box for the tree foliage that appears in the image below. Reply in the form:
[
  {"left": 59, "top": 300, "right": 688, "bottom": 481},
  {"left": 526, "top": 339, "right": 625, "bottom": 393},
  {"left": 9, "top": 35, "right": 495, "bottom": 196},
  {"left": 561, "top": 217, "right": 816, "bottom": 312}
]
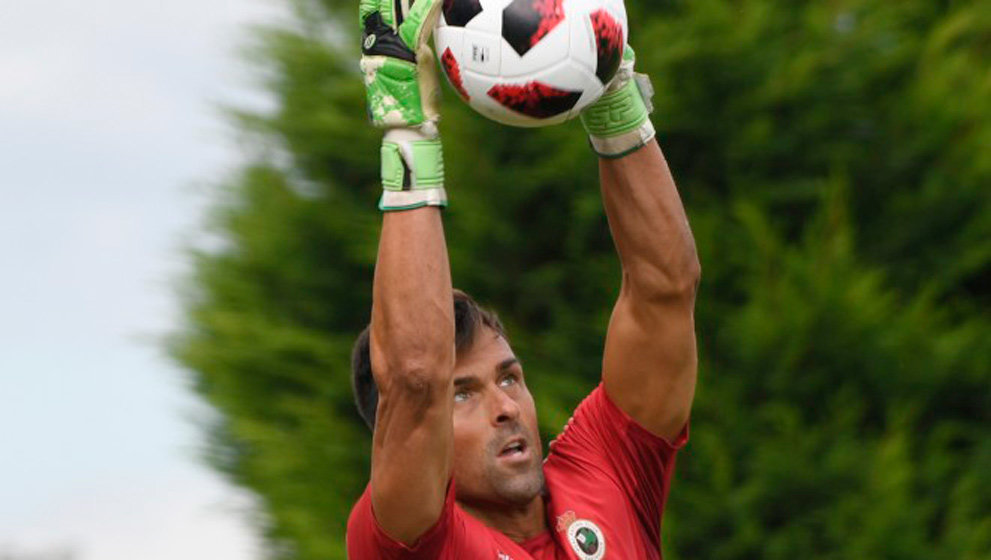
[{"left": 170, "top": 0, "right": 991, "bottom": 558}]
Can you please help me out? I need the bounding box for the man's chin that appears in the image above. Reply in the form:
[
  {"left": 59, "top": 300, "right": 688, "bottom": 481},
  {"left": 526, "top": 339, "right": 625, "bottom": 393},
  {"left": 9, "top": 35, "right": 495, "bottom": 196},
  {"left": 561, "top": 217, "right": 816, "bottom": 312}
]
[{"left": 492, "top": 466, "right": 545, "bottom": 506}]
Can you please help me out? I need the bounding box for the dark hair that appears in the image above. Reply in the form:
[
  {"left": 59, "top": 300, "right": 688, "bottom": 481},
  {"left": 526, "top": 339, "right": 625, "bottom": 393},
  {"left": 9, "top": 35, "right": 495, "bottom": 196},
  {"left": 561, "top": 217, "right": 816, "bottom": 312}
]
[{"left": 350, "top": 289, "right": 507, "bottom": 431}]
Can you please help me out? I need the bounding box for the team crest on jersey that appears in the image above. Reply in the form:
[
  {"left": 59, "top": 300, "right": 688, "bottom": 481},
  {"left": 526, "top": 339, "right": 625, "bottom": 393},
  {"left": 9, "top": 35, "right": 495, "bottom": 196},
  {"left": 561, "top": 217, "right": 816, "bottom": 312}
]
[{"left": 557, "top": 511, "right": 606, "bottom": 560}]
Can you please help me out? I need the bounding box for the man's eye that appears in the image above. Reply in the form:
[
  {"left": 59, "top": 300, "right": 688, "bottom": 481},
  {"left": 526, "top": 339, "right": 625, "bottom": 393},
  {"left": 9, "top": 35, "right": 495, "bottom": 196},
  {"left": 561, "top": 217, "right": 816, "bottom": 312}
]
[
  {"left": 454, "top": 390, "right": 470, "bottom": 403},
  {"left": 499, "top": 375, "right": 517, "bottom": 387}
]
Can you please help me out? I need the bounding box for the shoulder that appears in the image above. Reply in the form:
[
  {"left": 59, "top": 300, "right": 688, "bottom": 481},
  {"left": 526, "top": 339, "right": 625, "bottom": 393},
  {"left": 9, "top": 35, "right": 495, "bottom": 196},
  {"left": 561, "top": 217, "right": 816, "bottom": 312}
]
[
  {"left": 348, "top": 482, "right": 454, "bottom": 558},
  {"left": 347, "top": 481, "right": 513, "bottom": 559},
  {"left": 544, "top": 383, "right": 688, "bottom": 507},
  {"left": 549, "top": 384, "right": 688, "bottom": 459}
]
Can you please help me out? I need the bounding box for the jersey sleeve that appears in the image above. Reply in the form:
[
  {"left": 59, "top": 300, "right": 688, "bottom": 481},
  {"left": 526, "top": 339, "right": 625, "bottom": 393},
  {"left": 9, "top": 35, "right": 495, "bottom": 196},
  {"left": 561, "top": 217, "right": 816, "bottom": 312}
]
[
  {"left": 345, "top": 479, "right": 504, "bottom": 559},
  {"left": 346, "top": 479, "right": 455, "bottom": 559},
  {"left": 547, "top": 383, "right": 688, "bottom": 546}
]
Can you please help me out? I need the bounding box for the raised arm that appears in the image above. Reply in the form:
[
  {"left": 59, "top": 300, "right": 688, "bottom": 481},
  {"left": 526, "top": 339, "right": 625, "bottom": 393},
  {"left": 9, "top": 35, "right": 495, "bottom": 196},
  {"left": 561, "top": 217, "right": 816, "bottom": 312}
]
[
  {"left": 359, "top": 0, "right": 453, "bottom": 544},
  {"left": 582, "top": 49, "right": 700, "bottom": 441},
  {"left": 600, "top": 140, "right": 699, "bottom": 440},
  {"left": 370, "top": 208, "right": 454, "bottom": 544}
]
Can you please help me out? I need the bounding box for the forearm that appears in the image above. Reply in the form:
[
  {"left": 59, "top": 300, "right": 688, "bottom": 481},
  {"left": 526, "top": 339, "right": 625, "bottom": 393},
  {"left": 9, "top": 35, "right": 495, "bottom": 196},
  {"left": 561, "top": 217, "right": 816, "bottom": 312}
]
[
  {"left": 600, "top": 140, "right": 700, "bottom": 299},
  {"left": 368, "top": 207, "right": 455, "bottom": 543},
  {"left": 598, "top": 140, "right": 700, "bottom": 438},
  {"left": 371, "top": 208, "right": 455, "bottom": 386}
]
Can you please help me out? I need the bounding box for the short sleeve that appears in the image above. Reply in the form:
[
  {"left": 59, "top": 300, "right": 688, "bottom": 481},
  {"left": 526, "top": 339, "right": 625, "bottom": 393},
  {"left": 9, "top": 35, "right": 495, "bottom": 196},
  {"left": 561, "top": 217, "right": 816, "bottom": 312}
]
[
  {"left": 346, "top": 479, "right": 512, "bottom": 559},
  {"left": 547, "top": 383, "right": 688, "bottom": 546},
  {"left": 346, "top": 480, "right": 457, "bottom": 559}
]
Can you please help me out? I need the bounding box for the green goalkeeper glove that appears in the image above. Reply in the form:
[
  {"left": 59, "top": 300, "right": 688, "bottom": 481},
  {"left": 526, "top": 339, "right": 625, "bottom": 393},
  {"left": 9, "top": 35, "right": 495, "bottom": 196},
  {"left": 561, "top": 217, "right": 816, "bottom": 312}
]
[
  {"left": 580, "top": 46, "right": 657, "bottom": 159},
  {"left": 360, "top": 0, "right": 446, "bottom": 211}
]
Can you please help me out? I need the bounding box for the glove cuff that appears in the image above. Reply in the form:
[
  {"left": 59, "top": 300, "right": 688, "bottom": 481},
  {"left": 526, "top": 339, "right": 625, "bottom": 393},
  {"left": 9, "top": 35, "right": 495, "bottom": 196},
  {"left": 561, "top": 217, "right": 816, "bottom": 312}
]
[
  {"left": 581, "top": 73, "right": 657, "bottom": 159},
  {"left": 379, "top": 127, "right": 447, "bottom": 211}
]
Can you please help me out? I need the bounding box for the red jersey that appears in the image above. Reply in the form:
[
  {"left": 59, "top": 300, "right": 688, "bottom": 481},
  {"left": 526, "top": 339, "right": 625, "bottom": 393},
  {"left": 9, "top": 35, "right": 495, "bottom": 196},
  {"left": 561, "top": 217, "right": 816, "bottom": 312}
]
[{"left": 347, "top": 383, "right": 688, "bottom": 559}]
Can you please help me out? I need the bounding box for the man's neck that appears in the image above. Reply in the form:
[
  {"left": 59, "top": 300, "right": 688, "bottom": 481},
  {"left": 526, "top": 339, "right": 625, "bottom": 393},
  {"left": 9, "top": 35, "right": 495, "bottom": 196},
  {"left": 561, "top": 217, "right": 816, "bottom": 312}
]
[{"left": 458, "top": 495, "right": 548, "bottom": 543}]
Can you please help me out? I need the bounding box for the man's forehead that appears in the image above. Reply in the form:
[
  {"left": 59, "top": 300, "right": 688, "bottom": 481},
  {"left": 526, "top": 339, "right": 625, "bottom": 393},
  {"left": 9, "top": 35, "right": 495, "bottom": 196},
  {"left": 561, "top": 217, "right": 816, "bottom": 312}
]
[{"left": 458, "top": 327, "right": 511, "bottom": 359}]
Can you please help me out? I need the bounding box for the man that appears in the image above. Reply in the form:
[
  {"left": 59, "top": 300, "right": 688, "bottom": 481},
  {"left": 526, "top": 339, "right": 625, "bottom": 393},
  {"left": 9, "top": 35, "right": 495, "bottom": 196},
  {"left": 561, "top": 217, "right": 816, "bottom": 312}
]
[{"left": 347, "top": 0, "right": 700, "bottom": 557}]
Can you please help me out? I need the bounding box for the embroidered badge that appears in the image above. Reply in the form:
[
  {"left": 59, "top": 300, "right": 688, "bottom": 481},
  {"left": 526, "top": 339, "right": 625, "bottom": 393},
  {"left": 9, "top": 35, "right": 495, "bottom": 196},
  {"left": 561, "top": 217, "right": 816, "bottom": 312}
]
[
  {"left": 556, "top": 510, "right": 578, "bottom": 533},
  {"left": 557, "top": 511, "right": 606, "bottom": 560}
]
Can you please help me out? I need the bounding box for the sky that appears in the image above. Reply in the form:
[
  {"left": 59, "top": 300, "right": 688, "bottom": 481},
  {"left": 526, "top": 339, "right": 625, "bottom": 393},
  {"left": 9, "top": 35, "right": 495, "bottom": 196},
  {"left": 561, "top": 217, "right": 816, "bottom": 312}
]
[{"left": 0, "top": 1, "right": 289, "bottom": 558}]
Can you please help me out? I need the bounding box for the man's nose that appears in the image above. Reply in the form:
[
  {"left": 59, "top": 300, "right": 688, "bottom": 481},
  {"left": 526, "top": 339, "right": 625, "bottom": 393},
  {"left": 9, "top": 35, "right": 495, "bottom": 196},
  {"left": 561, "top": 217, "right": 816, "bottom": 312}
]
[{"left": 490, "top": 388, "right": 521, "bottom": 425}]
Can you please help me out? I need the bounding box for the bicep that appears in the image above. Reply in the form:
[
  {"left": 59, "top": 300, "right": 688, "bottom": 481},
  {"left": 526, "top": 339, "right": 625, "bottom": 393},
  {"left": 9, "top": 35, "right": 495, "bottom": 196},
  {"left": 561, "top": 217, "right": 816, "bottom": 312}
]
[
  {"left": 601, "top": 285, "right": 698, "bottom": 441},
  {"left": 369, "top": 362, "right": 455, "bottom": 546}
]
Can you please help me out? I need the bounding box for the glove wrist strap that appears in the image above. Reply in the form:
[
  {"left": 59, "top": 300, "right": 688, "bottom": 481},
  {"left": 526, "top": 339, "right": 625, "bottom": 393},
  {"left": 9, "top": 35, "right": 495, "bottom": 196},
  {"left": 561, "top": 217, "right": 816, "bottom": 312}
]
[
  {"left": 379, "top": 127, "right": 447, "bottom": 211},
  {"left": 581, "top": 74, "right": 657, "bottom": 159}
]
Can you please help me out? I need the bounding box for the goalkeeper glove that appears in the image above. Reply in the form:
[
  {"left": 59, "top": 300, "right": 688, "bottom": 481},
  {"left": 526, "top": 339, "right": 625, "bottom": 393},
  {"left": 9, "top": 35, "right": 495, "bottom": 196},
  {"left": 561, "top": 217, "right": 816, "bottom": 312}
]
[
  {"left": 360, "top": 0, "right": 446, "bottom": 211},
  {"left": 580, "top": 46, "right": 657, "bottom": 159}
]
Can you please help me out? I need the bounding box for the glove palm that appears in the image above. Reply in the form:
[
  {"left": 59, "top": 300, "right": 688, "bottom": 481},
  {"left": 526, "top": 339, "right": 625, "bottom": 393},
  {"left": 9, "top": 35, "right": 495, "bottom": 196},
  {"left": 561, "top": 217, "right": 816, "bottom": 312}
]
[
  {"left": 360, "top": 0, "right": 447, "bottom": 211},
  {"left": 360, "top": 0, "right": 443, "bottom": 132}
]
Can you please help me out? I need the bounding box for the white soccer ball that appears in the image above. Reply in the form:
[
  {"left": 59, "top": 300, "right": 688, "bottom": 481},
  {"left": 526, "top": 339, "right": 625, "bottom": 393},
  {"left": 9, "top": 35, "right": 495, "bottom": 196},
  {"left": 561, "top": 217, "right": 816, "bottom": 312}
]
[{"left": 434, "top": 0, "right": 628, "bottom": 128}]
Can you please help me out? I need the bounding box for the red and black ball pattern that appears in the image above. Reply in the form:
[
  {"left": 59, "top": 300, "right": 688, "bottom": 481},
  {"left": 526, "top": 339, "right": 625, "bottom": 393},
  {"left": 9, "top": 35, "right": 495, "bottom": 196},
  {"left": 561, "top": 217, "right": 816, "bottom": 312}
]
[
  {"left": 590, "top": 9, "right": 623, "bottom": 84},
  {"left": 441, "top": 48, "right": 470, "bottom": 100},
  {"left": 502, "top": 0, "right": 566, "bottom": 56},
  {"left": 487, "top": 81, "right": 582, "bottom": 118}
]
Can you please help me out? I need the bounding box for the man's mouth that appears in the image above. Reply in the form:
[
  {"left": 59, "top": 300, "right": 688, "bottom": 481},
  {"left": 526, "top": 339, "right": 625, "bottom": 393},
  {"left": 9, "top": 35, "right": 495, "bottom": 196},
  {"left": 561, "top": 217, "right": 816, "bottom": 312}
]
[{"left": 497, "top": 438, "right": 530, "bottom": 462}]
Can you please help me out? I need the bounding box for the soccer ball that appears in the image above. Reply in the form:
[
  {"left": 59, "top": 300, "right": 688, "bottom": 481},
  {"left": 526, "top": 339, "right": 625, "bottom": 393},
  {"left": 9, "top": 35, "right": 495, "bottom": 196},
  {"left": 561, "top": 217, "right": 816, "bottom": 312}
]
[{"left": 434, "top": 0, "right": 627, "bottom": 128}]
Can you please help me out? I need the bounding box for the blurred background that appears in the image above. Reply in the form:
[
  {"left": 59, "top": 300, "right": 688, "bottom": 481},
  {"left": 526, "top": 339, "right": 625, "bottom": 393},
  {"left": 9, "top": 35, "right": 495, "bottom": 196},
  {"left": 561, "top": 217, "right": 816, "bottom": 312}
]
[
  {"left": 0, "top": 0, "right": 280, "bottom": 558},
  {"left": 3, "top": 0, "right": 988, "bottom": 559}
]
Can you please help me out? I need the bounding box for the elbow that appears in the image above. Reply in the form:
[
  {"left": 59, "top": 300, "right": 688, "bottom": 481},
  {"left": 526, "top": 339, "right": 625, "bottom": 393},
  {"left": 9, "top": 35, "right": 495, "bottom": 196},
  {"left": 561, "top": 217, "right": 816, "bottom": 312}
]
[
  {"left": 684, "top": 256, "right": 702, "bottom": 296},
  {"left": 373, "top": 349, "right": 455, "bottom": 397},
  {"left": 628, "top": 255, "right": 701, "bottom": 303},
  {"left": 369, "top": 318, "right": 455, "bottom": 388},
  {"left": 679, "top": 233, "right": 702, "bottom": 292},
  {"left": 375, "top": 359, "right": 453, "bottom": 421},
  {"left": 669, "top": 260, "right": 703, "bottom": 302}
]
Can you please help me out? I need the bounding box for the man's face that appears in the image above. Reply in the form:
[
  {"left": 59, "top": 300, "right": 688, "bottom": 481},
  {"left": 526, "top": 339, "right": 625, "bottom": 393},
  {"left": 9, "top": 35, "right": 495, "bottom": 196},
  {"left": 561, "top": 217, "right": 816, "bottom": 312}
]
[{"left": 451, "top": 328, "right": 544, "bottom": 508}]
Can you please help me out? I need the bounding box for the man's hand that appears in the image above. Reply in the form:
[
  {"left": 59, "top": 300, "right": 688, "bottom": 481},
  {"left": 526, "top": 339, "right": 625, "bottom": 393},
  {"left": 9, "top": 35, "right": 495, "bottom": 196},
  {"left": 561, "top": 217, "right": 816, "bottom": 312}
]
[
  {"left": 360, "top": 0, "right": 447, "bottom": 210},
  {"left": 580, "top": 46, "right": 657, "bottom": 159}
]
